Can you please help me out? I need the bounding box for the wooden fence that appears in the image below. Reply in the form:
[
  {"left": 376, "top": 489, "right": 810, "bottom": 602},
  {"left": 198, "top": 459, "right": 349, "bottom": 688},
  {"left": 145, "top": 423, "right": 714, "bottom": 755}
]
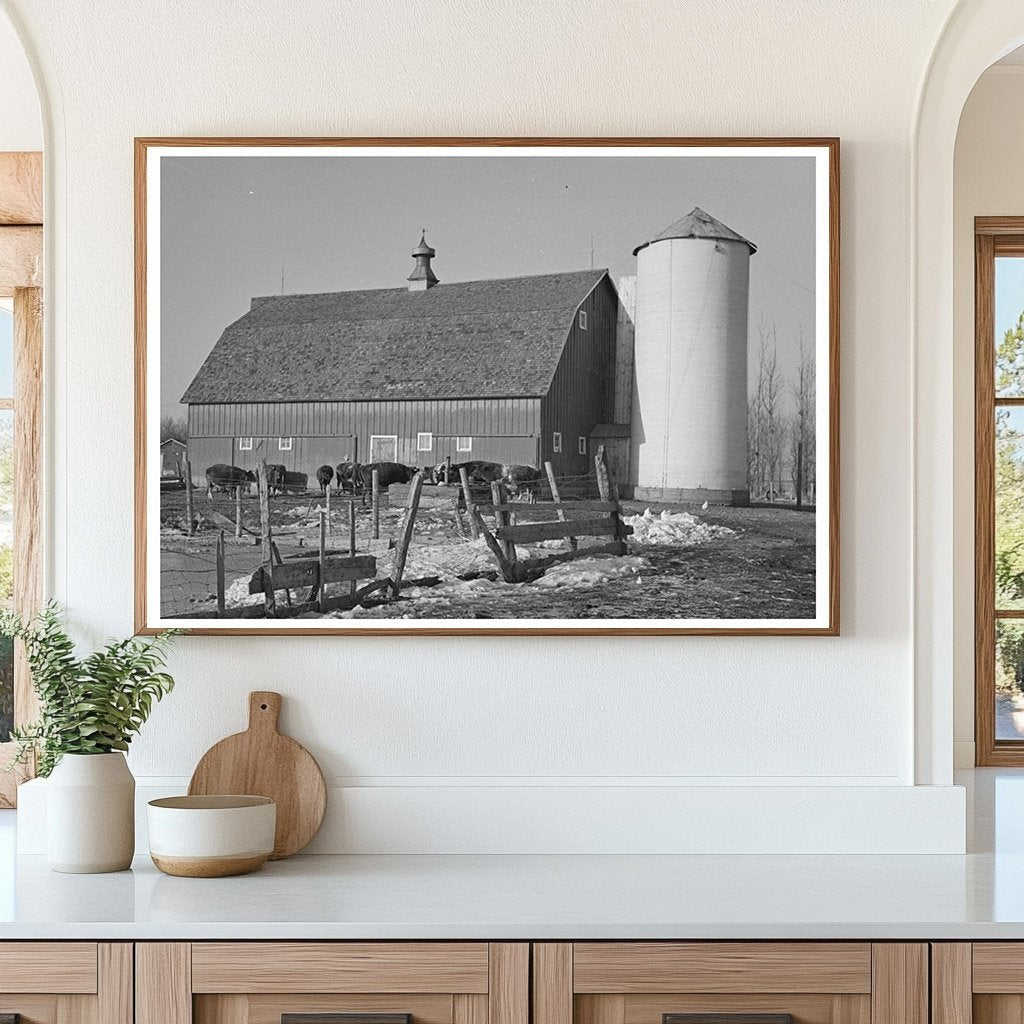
[{"left": 469, "top": 447, "right": 632, "bottom": 584}]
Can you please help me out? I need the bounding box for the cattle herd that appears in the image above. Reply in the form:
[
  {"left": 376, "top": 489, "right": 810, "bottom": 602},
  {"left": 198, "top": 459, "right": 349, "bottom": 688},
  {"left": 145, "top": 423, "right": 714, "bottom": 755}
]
[{"left": 203, "top": 459, "right": 545, "bottom": 501}]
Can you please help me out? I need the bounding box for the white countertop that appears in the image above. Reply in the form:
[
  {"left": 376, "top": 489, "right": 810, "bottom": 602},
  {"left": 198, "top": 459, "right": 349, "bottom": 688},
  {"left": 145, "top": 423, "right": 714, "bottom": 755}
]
[
  {"left": 0, "top": 849, "right": 1022, "bottom": 940},
  {"left": 0, "top": 769, "right": 1021, "bottom": 941}
]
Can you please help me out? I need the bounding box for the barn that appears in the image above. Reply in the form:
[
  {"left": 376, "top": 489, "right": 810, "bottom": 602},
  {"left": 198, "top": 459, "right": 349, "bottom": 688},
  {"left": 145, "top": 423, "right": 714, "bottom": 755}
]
[
  {"left": 181, "top": 236, "right": 620, "bottom": 487},
  {"left": 160, "top": 437, "right": 187, "bottom": 480}
]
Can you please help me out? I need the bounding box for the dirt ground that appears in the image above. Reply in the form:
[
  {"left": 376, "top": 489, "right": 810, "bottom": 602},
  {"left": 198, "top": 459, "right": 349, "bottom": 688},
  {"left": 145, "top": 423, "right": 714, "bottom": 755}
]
[{"left": 158, "top": 484, "right": 817, "bottom": 622}]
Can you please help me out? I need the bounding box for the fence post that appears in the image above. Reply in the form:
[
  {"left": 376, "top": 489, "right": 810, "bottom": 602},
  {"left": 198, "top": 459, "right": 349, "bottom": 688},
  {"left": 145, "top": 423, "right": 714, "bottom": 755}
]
[
  {"left": 234, "top": 485, "right": 243, "bottom": 539},
  {"left": 459, "top": 467, "right": 479, "bottom": 540},
  {"left": 215, "top": 530, "right": 226, "bottom": 616},
  {"left": 348, "top": 499, "right": 357, "bottom": 601},
  {"left": 326, "top": 484, "right": 333, "bottom": 535},
  {"left": 444, "top": 455, "right": 452, "bottom": 485},
  {"left": 595, "top": 445, "right": 627, "bottom": 553},
  {"left": 545, "top": 460, "right": 576, "bottom": 551},
  {"left": 372, "top": 468, "right": 380, "bottom": 540},
  {"left": 183, "top": 457, "right": 194, "bottom": 536},
  {"left": 490, "top": 480, "right": 517, "bottom": 572},
  {"left": 390, "top": 470, "right": 424, "bottom": 596},
  {"left": 257, "top": 458, "right": 275, "bottom": 616},
  {"left": 318, "top": 509, "right": 327, "bottom": 613}
]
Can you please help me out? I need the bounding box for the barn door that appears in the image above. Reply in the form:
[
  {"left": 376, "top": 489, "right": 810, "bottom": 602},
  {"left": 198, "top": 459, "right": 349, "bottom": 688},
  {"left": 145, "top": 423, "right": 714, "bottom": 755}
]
[{"left": 370, "top": 434, "right": 397, "bottom": 462}]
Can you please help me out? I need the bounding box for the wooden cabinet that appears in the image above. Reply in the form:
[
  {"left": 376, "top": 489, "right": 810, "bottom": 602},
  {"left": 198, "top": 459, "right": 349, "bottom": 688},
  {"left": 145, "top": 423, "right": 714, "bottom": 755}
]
[
  {"left": 0, "top": 942, "right": 132, "bottom": 1024},
  {"left": 532, "top": 944, "right": 928, "bottom": 1024},
  {"left": 136, "top": 944, "right": 528, "bottom": 1024},
  {"left": 932, "top": 943, "right": 1024, "bottom": 1024}
]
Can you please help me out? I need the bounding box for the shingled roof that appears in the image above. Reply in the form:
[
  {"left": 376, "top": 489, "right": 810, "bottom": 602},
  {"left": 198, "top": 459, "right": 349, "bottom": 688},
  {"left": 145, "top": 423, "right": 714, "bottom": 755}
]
[{"left": 182, "top": 269, "right": 608, "bottom": 404}]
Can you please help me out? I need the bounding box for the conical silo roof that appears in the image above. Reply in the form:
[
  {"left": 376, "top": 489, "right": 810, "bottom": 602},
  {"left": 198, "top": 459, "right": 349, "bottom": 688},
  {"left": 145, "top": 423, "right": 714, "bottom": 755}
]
[{"left": 632, "top": 207, "right": 757, "bottom": 256}]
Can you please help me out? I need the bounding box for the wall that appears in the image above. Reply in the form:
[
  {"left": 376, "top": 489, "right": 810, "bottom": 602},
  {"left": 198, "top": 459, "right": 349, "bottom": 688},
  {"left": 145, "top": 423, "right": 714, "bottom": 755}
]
[
  {"left": 0, "top": 0, "right": 972, "bottom": 853},
  {"left": 952, "top": 66, "right": 1024, "bottom": 767}
]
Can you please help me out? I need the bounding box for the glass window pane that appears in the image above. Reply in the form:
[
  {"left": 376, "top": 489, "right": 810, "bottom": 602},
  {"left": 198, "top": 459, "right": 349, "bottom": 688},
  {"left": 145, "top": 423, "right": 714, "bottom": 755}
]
[
  {"left": 998, "top": 620, "right": 1024, "bottom": 740},
  {"left": 0, "top": 408, "right": 12, "bottom": 742},
  {"left": 996, "top": 407, "right": 1024, "bottom": 609},
  {"left": 996, "top": 256, "right": 1024, "bottom": 397},
  {"left": 0, "top": 306, "right": 12, "bottom": 399}
]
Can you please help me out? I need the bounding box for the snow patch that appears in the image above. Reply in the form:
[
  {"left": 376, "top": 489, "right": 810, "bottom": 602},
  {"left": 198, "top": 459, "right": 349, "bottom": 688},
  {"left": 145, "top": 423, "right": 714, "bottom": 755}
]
[{"left": 624, "top": 508, "right": 734, "bottom": 546}]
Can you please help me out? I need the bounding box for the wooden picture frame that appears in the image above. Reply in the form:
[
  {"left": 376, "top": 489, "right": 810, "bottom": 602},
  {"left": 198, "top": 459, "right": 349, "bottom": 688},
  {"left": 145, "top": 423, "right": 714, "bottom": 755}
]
[{"left": 135, "top": 137, "right": 839, "bottom": 636}]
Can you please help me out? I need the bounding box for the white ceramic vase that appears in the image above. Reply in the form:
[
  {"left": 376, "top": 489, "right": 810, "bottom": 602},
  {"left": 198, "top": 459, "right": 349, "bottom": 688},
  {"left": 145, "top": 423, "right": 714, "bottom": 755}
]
[{"left": 46, "top": 752, "right": 135, "bottom": 873}]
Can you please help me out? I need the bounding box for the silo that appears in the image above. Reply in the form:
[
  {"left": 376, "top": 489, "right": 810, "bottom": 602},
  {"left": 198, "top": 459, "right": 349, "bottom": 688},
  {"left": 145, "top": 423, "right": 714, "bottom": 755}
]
[{"left": 630, "top": 207, "right": 755, "bottom": 504}]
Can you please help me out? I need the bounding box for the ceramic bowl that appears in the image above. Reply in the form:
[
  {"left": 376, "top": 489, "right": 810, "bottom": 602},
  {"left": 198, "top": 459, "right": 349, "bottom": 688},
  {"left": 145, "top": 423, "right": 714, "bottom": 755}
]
[{"left": 147, "top": 795, "right": 276, "bottom": 877}]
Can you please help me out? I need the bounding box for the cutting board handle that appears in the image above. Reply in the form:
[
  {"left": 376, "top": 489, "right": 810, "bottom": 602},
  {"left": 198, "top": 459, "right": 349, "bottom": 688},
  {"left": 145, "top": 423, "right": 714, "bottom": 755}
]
[{"left": 248, "top": 691, "right": 282, "bottom": 734}]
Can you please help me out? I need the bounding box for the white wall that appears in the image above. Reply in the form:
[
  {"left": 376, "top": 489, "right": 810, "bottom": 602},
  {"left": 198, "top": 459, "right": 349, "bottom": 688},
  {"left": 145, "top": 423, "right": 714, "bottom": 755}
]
[
  {"left": 0, "top": 0, "right": 973, "bottom": 852},
  {"left": 0, "top": 11, "right": 39, "bottom": 152},
  {"left": 952, "top": 66, "right": 1024, "bottom": 767}
]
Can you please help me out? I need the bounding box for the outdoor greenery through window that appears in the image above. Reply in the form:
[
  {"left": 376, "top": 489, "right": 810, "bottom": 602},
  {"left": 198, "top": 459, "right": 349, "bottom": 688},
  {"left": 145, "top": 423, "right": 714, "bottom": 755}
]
[
  {"left": 994, "top": 258, "right": 1024, "bottom": 739},
  {"left": 0, "top": 306, "right": 15, "bottom": 743}
]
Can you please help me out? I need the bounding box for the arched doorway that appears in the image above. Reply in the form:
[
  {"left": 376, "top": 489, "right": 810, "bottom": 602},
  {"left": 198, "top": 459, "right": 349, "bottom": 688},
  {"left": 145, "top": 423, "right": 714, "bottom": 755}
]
[{"left": 914, "top": 1, "right": 1024, "bottom": 784}]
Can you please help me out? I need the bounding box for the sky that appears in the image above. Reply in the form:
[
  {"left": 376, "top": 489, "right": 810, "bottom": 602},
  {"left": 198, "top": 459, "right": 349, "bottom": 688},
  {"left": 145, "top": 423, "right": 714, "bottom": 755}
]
[
  {"left": 997, "top": 257, "right": 1024, "bottom": 345},
  {"left": 159, "top": 152, "right": 817, "bottom": 420}
]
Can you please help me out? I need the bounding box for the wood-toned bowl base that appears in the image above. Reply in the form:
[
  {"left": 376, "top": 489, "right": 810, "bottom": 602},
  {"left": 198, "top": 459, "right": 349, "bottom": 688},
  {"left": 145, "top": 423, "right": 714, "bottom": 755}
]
[{"left": 151, "top": 853, "right": 268, "bottom": 878}]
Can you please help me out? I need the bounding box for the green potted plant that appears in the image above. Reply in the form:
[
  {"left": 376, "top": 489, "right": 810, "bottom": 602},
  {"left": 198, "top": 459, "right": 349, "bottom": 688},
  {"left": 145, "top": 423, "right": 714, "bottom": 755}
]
[{"left": 2, "top": 603, "right": 178, "bottom": 873}]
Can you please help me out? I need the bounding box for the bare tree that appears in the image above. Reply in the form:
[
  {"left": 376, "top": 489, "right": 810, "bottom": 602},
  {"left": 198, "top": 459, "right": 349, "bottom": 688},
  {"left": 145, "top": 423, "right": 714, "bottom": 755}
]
[
  {"left": 789, "top": 328, "right": 815, "bottom": 505},
  {"left": 160, "top": 414, "right": 188, "bottom": 444},
  {"left": 748, "top": 317, "right": 787, "bottom": 501}
]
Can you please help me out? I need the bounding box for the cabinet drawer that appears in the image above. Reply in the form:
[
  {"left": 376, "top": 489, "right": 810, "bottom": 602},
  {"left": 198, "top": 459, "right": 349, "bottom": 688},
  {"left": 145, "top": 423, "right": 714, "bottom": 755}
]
[
  {"left": 0, "top": 943, "right": 130, "bottom": 1024},
  {"left": 139, "top": 942, "right": 528, "bottom": 1024},
  {"left": 534, "top": 943, "right": 925, "bottom": 1024}
]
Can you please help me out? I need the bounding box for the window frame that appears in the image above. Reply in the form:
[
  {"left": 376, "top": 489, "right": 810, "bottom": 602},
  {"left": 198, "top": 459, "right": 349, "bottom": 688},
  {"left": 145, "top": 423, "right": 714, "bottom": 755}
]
[
  {"left": 278, "top": 436, "right": 293, "bottom": 451},
  {"left": 553, "top": 431, "right": 562, "bottom": 453},
  {"left": 417, "top": 431, "right": 433, "bottom": 452},
  {"left": 975, "top": 217, "right": 1024, "bottom": 765},
  {"left": 238, "top": 436, "right": 254, "bottom": 451},
  {"left": 578, "top": 309, "right": 587, "bottom": 331},
  {"left": 456, "top": 436, "right": 472, "bottom": 452},
  {"left": 578, "top": 436, "right": 587, "bottom": 455}
]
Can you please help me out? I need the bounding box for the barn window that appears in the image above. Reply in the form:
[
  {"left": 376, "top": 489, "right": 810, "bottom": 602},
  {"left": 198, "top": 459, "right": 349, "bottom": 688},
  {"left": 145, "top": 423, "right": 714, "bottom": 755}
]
[
  {"left": 578, "top": 436, "right": 587, "bottom": 455},
  {"left": 578, "top": 310, "right": 588, "bottom": 331},
  {"left": 553, "top": 431, "right": 562, "bottom": 453},
  {"left": 456, "top": 436, "right": 473, "bottom": 452},
  {"left": 417, "top": 432, "right": 433, "bottom": 452},
  {"left": 238, "top": 437, "right": 253, "bottom": 451},
  {"left": 278, "top": 437, "right": 293, "bottom": 451}
]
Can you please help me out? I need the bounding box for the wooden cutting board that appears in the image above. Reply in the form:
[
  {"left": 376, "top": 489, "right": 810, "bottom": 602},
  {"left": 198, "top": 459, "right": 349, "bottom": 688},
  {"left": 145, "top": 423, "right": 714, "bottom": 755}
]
[{"left": 188, "top": 691, "right": 326, "bottom": 859}]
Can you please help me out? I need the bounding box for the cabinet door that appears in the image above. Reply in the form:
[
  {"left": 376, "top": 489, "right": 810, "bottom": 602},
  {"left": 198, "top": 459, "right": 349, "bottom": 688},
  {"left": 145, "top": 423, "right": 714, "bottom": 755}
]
[
  {"left": 0, "top": 942, "right": 131, "bottom": 1024},
  {"left": 533, "top": 944, "right": 928, "bottom": 1024},
  {"left": 137, "top": 943, "right": 528, "bottom": 1024},
  {"left": 940, "top": 943, "right": 1024, "bottom": 1024}
]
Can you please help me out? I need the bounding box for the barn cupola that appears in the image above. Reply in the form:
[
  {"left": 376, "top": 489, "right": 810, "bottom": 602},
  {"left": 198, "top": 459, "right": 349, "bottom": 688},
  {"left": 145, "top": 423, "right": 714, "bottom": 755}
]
[{"left": 407, "top": 231, "right": 439, "bottom": 291}]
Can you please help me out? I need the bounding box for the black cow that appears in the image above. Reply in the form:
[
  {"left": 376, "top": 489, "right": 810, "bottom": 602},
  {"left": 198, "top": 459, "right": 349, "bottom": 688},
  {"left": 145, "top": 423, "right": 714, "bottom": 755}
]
[
  {"left": 335, "top": 461, "right": 358, "bottom": 494},
  {"left": 205, "top": 464, "right": 256, "bottom": 498},
  {"left": 265, "top": 463, "right": 287, "bottom": 495},
  {"left": 316, "top": 465, "right": 334, "bottom": 494},
  {"left": 358, "top": 461, "right": 417, "bottom": 491}
]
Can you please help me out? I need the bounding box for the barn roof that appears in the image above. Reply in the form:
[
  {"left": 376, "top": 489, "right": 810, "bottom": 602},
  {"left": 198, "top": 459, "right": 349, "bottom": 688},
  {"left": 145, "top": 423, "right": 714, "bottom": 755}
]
[
  {"left": 182, "top": 269, "right": 608, "bottom": 404},
  {"left": 632, "top": 207, "right": 757, "bottom": 256}
]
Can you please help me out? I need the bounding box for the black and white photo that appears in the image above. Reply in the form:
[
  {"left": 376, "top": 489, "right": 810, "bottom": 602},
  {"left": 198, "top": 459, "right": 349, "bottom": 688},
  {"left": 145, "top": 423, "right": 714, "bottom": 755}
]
[{"left": 136, "top": 139, "right": 838, "bottom": 634}]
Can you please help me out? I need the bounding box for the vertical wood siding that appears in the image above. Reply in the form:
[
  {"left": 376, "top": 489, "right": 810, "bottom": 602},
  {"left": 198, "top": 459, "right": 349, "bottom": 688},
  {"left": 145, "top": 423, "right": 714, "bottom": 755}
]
[
  {"left": 540, "top": 276, "right": 618, "bottom": 479},
  {"left": 187, "top": 398, "right": 541, "bottom": 480}
]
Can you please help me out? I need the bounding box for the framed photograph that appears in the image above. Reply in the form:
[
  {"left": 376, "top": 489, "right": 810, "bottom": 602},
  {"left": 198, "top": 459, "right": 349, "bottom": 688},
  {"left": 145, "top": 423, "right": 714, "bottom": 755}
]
[{"left": 135, "top": 137, "right": 839, "bottom": 635}]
